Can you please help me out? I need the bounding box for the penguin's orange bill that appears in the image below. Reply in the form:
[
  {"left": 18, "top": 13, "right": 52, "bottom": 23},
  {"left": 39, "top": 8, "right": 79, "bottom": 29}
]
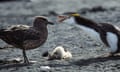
[{"left": 57, "top": 15, "right": 68, "bottom": 23}]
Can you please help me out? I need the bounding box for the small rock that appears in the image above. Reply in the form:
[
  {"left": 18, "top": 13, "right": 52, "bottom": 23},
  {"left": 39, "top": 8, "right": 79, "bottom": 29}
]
[{"left": 40, "top": 66, "right": 51, "bottom": 72}]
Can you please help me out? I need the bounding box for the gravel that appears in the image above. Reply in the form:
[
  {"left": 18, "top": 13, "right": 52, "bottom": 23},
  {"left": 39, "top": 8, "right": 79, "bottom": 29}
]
[{"left": 0, "top": 0, "right": 120, "bottom": 72}]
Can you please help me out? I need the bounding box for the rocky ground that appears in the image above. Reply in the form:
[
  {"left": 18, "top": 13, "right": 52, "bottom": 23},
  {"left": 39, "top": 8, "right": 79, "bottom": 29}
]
[{"left": 0, "top": 0, "right": 120, "bottom": 72}]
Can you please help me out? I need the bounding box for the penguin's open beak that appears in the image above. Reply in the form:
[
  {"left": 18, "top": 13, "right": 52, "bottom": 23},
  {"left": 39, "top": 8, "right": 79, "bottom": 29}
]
[{"left": 57, "top": 15, "right": 68, "bottom": 23}]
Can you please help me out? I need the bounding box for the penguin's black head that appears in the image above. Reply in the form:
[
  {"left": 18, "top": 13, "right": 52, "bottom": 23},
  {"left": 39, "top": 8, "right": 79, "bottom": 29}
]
[{"left": 57, "top": 12, "right": 80, "bottom": 24}]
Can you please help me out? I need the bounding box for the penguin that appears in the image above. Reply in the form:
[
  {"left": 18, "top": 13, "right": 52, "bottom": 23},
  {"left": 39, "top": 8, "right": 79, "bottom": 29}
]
[{"left": 57, "top": 12, "right": 120, "bottom": 57}]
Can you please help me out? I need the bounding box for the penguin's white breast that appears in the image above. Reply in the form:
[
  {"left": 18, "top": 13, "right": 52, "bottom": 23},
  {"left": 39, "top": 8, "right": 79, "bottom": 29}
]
[
  {"left": 106, "top": 32, "right": 118, "bottom": 53},
  {"left": 76, "top": 24, "right": 102, "bottom": 43}
]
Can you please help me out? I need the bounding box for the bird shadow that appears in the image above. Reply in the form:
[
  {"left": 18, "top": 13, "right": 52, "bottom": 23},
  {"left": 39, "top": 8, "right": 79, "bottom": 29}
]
[
  {"left": 44, "top": 63, "right": 71, "bottom": 67},
  {"left": 0, "top": 60, "right": 33, "bottom": 70},
  {"left": 1, "top": 56, "right": 120, "bottom": 69},
  {"left": 0, "top": 63, "right": 32, "bottom": 70},
  {"left": 71, "top": 56, "right": 120, "bottom": 67}
]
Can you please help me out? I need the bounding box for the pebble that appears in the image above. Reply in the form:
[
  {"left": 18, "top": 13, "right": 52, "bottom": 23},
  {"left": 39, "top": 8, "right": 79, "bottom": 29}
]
[{"left": 40, "top": 66, "right": 51, "bottom": 72}]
